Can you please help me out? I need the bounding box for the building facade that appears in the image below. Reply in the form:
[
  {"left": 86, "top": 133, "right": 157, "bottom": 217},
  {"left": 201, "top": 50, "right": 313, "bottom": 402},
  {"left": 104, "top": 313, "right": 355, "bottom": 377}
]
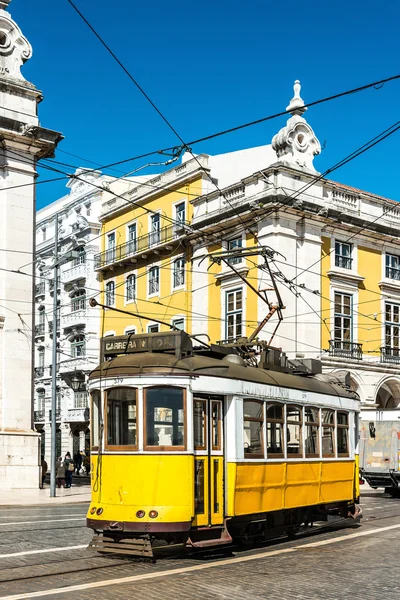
[
  {"left": 95, "top": 81, "right": 400, "bottom": 426},
  {"left": 0, "top": 0, "right": 62, "bottom": 488},
  {"left": 33, "top": 170, "right": 135, "bottom": 464}
]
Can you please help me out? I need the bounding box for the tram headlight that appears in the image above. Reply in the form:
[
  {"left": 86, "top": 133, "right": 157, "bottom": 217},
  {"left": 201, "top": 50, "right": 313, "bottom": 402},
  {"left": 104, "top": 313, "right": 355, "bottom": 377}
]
[
  {"left": 149, "top": 510, "right": 158, "bottom": 519},
  {"left": 136, "top": 510, "right": 145, "bottom": 518},
  {"left": 90, "top": 507, "right": 96, "bottom": 515},
  {"left": 96, "top": 508, "right": 103, "bottom": 515}
]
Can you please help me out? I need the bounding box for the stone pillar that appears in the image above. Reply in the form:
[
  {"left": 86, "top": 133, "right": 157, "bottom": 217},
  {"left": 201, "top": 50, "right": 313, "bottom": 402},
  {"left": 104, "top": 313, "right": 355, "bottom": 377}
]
[{"left": 0, "top": 1, "right": 62, "bottom": 488}]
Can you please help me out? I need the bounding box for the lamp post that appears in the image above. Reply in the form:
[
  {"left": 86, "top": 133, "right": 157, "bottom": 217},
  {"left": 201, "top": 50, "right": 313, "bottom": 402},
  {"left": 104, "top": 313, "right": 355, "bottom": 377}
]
[{"left": 49, "top": 215, "right": 79, "bottom": 498}]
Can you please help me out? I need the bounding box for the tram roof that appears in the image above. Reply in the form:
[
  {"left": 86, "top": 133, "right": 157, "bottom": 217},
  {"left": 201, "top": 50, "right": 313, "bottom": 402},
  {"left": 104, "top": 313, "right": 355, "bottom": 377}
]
[{"left": 89, "top": 352, "right": 357, "bottom": 400}]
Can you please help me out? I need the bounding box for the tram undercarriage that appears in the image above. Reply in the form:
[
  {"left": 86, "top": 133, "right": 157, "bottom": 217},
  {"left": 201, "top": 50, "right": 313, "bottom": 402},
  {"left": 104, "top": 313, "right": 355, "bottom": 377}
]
[{"left": 87, "top": 501, "right": 362, "bottom": 558}]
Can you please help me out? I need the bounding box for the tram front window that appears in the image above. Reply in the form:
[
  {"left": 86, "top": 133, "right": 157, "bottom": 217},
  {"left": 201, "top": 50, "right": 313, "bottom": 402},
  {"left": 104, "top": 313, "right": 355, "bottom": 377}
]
[
  {"left": 145, "top": 387, "right": 185, "bottom": 449},
  {"left": 106, "top": 388, "right": 137, "bottom": 449},
  {"left": 91, "top": 390, "right": 101, "bottom": 449}
]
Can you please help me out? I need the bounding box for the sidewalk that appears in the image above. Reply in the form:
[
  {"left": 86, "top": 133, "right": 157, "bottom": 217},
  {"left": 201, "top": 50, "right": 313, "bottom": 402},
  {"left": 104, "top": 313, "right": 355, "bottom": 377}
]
[{"left": 0, "top": 484, "right": 91, "bottom": 506}]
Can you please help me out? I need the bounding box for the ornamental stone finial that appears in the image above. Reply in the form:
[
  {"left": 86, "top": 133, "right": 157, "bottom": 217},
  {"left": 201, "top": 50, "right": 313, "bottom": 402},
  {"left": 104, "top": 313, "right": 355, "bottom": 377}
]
[
  {"left": 0, "top": 0, "right": 33, "bottom": 82},
  {"left": 286, "top": 79, "right": 307, "bottom": 116},
  {"left": 272, "top": 80, "right": 321, "bottom": 173}
]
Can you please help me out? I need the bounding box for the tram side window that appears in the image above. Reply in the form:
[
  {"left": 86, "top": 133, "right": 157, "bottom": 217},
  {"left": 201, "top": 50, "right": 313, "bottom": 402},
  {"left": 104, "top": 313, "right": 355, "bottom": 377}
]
[
  {"left": 287, "top": 405, "right": 303, "bottom": 457},
  {"left": 145, "top": 387, "right": 185, "bottom": 449},
  {"left": 337, "top": 411, "right": 349, "bottom": 457},
  {"left": 194, "top": 399, "right": 206, "bottom": 450},
  {"left": 322, "top": 409, "right": 335, "bottom": 457},
  {"left": 266, "top": 403, "right": 284, "bottom": 458},
  {"left": 91, "top": 390, "right": 101, "bottom": 449},
  {"left": 243, "top": 400, "right": 264, "bottom": 458},
  {"left": 106, "top": 388, "right": 137, "bottom": 449},
  {"left": 305, "top": 407, "right": 320, "bottom": 458}
]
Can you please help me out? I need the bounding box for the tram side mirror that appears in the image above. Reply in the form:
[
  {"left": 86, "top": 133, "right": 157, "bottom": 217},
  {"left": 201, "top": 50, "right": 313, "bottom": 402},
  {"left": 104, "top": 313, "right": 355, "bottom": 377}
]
[{"left": 369, "top": 422, "right": 376, "bottom": 439}]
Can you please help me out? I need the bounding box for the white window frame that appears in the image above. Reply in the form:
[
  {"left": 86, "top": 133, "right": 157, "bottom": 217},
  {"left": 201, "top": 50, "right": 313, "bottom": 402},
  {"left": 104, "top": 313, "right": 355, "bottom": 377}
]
[
  {"left": 147, "top": 323, "right": 160, "bottom": 333},
  {"left": 149, "top": 212, "right": 161, "bottom": 247},
  {"left": 224, "top": 287, "right": 244, "bottom": 342},
  {"left": 126, "top": 221, "right": 137, "bottom": 256},
  {"left": 173, "top": 199, "right": 187, "bottom": 235},
  {"left": 172, "top": 256, "right": 185, "bottom": 290},
  {"left": 171, "top": 316, "right": 185, "bottom": 331},
  {"left": 334, "top": 240, "right": 352, "bottom": 270},
  {"left": 148, "top": 265, "right": 160, "bottom": 298},
  {"left": 330, "top": 237, "right": 358, "bottom": 273},
  {"left": 227, "top": 236, "right": 243, "bottom": 265},
  {"left": 124, "top": 326, "right": 137, "bottom": 335},
  {"left": 125, "top": 272, "right": 136, "bottom": 305},
  {"left": 105, "top": 279, "right": 116, "bottom": 307},
  {"left": 106, "top": 230, "right": 117, "bottom": 264},
  {"left": 385, "top": 252, "right": 400, "bottom": 281}
]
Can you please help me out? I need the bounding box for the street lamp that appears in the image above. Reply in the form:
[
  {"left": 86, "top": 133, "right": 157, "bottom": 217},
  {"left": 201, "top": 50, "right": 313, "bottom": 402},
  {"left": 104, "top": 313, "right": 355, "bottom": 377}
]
[{"left": 69, "top": 370, "right": 86, "bottom": 393}]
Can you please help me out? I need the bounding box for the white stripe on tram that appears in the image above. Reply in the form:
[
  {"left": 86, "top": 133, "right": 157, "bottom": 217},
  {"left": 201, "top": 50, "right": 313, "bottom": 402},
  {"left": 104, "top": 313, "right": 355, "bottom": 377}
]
[{"left": 0, "top": 523, "right": 399, "bottom": 600}]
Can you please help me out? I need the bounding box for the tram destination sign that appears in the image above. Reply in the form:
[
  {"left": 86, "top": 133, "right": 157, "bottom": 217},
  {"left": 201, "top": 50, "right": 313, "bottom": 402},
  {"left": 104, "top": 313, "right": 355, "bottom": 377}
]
[{"left": 101, "top": 331, "right": 192, "bottom": 358}]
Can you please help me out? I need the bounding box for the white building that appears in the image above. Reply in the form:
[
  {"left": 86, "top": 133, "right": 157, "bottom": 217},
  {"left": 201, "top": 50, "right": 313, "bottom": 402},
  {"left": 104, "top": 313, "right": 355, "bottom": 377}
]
[
  {"left": 0, "top": 0, "right": 62, "bottom": 487},
  {"left": 34, "top": 170, "right": 137, "bottom": 464}
]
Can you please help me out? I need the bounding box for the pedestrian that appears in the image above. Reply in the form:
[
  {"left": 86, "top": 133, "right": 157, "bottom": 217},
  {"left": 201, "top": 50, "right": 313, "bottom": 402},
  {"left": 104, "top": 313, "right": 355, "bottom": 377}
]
[
  {"left": 40, "top": 457, "right": 48, "bottom": 489},
  {"left": 75, "top": 451, "right": 83, "bottom": 474},
  {"left": 64, "top": 452, "right": 74, "bottom": 488},
  {"left": 56, "top": 456, "right": 65, "bottom": 489}
]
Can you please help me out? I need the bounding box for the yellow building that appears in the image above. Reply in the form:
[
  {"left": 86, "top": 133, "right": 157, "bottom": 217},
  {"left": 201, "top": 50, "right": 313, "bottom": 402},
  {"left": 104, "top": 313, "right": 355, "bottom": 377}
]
[{"left": 95, "top": 81, "right": 400, "bottom": 425}]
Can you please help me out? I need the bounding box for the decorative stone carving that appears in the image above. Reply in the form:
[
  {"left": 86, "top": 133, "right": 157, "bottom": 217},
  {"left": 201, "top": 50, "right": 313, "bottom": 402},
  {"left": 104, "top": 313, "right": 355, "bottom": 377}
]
[
  {"left": 0, "top": 1, "right": 33, "bottom": 82},
  {"left": 272, "top": 81, "right": 321, "bottom": 173},
  {"left": 67, "top": 168, "right": 102, "bottom": 198}
]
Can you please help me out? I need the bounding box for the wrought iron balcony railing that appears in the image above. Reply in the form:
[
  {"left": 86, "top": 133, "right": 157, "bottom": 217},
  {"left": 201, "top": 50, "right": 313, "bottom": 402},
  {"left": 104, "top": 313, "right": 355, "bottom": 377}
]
[
  {"left": 95, "top": 223, "right": 189, "bottom": 269},
  {"left": 35, "top": 323, "right": 45, "bottom": 336},
  {"left": 34, "top": 410, "right": 45, "bottom": 422},
  {"left": 380, "top": 346, "right": 400, "bottom": 364},
  {"left": 385, "top": 267, "right": 400, "bottom": 281},
  {"left": 328, "top": 340, "right": 363, "bottom": 360},
  {"left": 34, "top": 367, "right": 44, "bottom": 378},
  {"left": 334, "top": 255, "right": 353, "bottom": 269}
]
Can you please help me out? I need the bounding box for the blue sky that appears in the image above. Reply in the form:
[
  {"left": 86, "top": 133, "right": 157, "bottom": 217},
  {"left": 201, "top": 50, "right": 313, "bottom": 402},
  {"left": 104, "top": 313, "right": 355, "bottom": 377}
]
[{"left": 13, "top": 0, "right": 400, "bottom": 209}]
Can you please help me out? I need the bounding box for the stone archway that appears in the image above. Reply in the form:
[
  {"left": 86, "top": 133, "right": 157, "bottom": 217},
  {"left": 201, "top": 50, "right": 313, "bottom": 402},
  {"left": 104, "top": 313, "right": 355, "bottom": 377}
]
[{"left": 375, "top": 378, "right": 400, "bottom": 410}]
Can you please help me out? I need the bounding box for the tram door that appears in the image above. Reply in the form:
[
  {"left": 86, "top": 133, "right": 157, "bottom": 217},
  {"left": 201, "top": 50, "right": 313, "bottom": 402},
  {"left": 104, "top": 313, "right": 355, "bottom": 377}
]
[{"left": 193, "top": 396, "right": 224, "bottom": 527}]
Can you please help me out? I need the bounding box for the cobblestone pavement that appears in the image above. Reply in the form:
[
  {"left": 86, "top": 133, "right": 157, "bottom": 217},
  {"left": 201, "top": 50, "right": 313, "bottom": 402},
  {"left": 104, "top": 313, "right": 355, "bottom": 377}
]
[{"left": 0, "top": 488, "right": 399, "bottom": 600}]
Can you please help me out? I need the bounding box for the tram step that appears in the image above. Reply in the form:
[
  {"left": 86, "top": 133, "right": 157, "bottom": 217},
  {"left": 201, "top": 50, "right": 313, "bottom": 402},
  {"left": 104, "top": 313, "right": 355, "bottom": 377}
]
[
  {"left": 88, "top": 534, "right": 153, "bottom": 558},
  {"left": 187, "top": 526, "right": 232, "bottom": 548}
]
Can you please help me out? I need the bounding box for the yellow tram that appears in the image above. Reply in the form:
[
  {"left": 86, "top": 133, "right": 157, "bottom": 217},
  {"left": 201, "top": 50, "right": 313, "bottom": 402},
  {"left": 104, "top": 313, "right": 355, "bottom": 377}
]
[{"left": 87, "top": 331, "right": 360, "bottom": 556}]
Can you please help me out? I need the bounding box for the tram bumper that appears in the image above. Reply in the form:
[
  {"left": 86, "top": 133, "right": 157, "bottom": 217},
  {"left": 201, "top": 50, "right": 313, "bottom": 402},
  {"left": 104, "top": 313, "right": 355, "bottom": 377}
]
[{"left": 87, "top": 518, "right": 192, "bottom": 533}]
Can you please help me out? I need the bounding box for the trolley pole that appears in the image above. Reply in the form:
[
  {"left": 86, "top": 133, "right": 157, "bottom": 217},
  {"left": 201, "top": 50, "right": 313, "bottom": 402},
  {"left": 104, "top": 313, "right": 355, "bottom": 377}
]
[{"left": 50, "top": 213, "right": 59, "bottom": 498}]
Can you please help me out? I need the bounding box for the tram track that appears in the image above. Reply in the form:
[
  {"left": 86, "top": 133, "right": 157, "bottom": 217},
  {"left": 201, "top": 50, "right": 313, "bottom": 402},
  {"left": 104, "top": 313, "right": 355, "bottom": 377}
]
[
  {"left": 2, "top": 508, "right": 400, "bottom": 586},
  {"left": 0, "top": 495, "right": 398, "bottom": 592}
]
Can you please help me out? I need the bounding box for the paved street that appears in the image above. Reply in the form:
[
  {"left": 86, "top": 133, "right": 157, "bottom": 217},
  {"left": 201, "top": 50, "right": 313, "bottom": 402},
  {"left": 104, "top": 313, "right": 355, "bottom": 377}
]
[{"left": 0, "top": 487, "right": 398, "bottom": 600}]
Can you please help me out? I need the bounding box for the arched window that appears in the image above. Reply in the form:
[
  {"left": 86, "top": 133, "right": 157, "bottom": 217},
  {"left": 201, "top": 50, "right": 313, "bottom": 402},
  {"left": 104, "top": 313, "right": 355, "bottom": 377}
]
[
  {"left": 148, "top": 267, "right": 159, "bottom": 295},
  {"left": 126, "top": 274, "right": 136, "bottom": 302},
  {"left": 105, "top": 281, "right": 115, "bottom": 306},
  {"left": 173, "top": 258, "right": 185, "bottom": 288}
]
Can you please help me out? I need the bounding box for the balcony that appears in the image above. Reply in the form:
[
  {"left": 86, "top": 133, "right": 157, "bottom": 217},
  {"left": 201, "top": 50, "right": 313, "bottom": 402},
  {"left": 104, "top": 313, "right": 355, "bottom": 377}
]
[
  {"left": 34, "top": 323, "right": 45, "bottom": 338},
  {"left": 35, "top": 282, "right": 46, "bottom": 298},
  {"left": 59, "top": 356, "right": 90, "bottom": 375},
  {"left": 61, "top": 308, "right": 87, "bottom": 329},
  {"left": 328, "top": 340, "right": 363, "bottom": 360},
  {"left": 380, "top": 346, "right": 400, "bottom": 364},
  {"left": 34, "top": 410, "right": 45, "bottom": 422},
  {"left": 62, "top": 262, "right": 87, "bottom": 284},
  {"left": 67, "top": 406, "right": 89, "bottom": 423},
  {"left": 34, "top": 367, "right": 44, "bottom": 378},
  {"left": 94, "top": 223, "right": 189, "bottom": 270}
]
